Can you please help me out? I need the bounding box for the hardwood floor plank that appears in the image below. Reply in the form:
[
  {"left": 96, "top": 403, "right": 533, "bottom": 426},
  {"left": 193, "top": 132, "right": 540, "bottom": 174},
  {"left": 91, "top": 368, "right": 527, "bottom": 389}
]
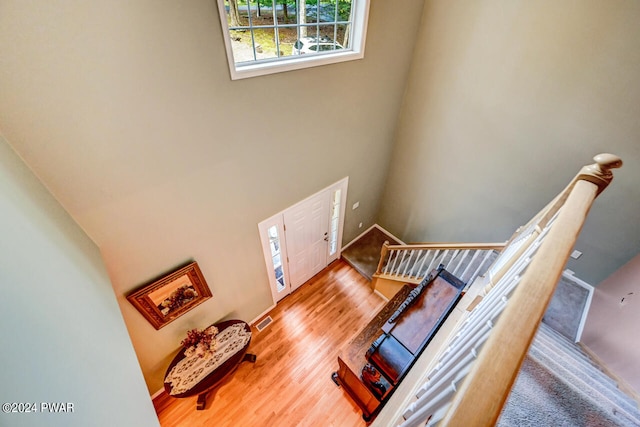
[{"left": 156, "top": 260, "right": 385, "bottom": 427}]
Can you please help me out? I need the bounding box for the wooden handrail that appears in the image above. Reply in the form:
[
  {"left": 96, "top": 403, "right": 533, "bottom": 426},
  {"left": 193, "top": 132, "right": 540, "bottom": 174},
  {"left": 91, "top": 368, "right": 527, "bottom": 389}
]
[
  {"left": 374, "top": 242, "right": 506, "bottom": 277},
  {"left": 385, "top": 242, "right": 506, "bottom": 251},
  {"left": 483, "top": 153, "right": 623, "bottom": 295},
  {"left": 439, "top": 154, "right": 622, "bottom": 426}
]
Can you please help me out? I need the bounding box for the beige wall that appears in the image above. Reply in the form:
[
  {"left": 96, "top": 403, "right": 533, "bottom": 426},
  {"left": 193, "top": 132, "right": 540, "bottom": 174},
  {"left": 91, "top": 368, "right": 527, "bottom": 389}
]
[
  {"left": 0, "top": 134, "right": 159, "bottom": 426},
  {"left": 0, "top": 0, "right": 425, "bottom": 392},
  {"left": 4, "top": 0, "right": 639, "bottom": 398},
  {"left": 582, "top": 255, "right": 640, "bottom": 393},
  {"left": 379, "top": 0, "right": 640, "bottom": 286}
]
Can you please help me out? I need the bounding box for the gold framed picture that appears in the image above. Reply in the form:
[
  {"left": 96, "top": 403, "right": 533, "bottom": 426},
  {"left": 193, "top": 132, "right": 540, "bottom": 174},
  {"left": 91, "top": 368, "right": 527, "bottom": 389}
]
[{"left": 127, "top": 261, "right": 212, "bottom": 330}]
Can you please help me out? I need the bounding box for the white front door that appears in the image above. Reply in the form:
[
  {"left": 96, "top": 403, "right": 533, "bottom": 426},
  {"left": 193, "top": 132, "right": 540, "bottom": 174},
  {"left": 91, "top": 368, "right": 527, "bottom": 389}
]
[
  {"left": 284, "top": 191, "right": 330, "bottom": 291},
  {"left": 258, "top": 178, "right": 348, "bottom": 304}
]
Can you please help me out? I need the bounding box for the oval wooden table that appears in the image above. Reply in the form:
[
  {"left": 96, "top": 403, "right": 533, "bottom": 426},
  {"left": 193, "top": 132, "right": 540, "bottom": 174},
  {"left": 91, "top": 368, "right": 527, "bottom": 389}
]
[{"left": 164, "top": 319, "right": 256, "bottom": 410}]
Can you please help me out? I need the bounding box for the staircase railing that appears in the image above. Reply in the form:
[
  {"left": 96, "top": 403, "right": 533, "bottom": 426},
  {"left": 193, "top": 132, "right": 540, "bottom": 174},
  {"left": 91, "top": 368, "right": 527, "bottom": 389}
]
[
  {"left": 373, "top": 154, "right": 623, "bottom": 427},
  {"left": 375, "top": 242, "right": 505, "bottom": 285}
]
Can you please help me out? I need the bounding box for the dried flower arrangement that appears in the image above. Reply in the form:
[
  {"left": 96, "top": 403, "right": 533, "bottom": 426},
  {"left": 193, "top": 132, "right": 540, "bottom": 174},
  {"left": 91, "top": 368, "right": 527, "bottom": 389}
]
[
  {"left": 181, "top": 325, "right": 218, "bottom": 358},
  {"left": 159, "top": 285, "right": 199, "bottom": 316}
]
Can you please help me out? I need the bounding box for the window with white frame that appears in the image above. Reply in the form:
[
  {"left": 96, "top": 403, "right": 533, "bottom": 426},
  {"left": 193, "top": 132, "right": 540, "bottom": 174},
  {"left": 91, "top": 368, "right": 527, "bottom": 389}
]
[{"left": 216, "top": 0, "right": 370, "bottom": 80}]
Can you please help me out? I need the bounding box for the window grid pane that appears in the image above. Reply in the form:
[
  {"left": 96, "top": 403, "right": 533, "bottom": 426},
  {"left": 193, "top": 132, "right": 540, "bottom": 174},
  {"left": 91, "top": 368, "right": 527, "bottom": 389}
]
[{"left": 226, "top": 0, "right": 354, "bottom": 64}]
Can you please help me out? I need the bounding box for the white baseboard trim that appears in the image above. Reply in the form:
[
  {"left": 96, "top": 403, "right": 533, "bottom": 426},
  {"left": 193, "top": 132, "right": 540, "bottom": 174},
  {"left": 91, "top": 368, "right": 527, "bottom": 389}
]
[
  {"left": 562, "top": 269, "right": 594, "bottom": 343},
  {"left": 373, "top": 288, "right": 389, "bottom": 302},
  {"left": 341, "top": 223, "right": 405, "bottom": 253},
  {"left": 151, "top": 387, "right": 165, "bottom": 399},
  {"left": 341, "top": 224, "right": 377, "bottom": 251},
  {"left": 249, "top": 304, "right": 277, "bottom": 327}
]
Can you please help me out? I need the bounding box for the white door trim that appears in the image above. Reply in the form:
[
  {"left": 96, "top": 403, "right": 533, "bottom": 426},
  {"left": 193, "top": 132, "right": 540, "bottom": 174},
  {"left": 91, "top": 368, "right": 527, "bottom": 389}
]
[{"left": 258, "top": 177, "right": 349, "bottom": 305}]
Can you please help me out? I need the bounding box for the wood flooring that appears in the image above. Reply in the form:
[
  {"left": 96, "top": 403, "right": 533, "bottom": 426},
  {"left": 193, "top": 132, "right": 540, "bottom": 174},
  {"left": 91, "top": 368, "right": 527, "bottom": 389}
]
[{"left": 155, "top": 260, "right": 386, "bottom": 427}]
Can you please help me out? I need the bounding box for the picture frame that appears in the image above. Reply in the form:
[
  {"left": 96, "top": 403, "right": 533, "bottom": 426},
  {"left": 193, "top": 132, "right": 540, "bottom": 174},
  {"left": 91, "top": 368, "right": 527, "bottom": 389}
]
[{"left": 127, "top": 261, "right": 212, "bottom": 330}]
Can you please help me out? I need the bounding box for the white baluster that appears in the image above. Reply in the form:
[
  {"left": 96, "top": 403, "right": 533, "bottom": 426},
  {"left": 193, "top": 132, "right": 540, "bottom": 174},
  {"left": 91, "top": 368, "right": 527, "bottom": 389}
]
[
  {"left": 402, "top": 250, "right": 415, "bottom": 278},
  {"left": 451, "top": 249, "right": 469, "bottom": 278},
  {"left": 382, "top": 250, "right": 394, "bottom": 275},
  {"left": 389, "top": 250, "right": 401, "bottom": 276},
  {"left": 459, "top": 249, "right": 481, "bottom": 283},
  {"left": 400, "top": 363, "right": 473, "bottom": 427},
  {"left": 426, "top": 250, "right": 445, "bottom": 273},
  {"left": 414, "top": 249, "right": 431, "bottom": 278}
]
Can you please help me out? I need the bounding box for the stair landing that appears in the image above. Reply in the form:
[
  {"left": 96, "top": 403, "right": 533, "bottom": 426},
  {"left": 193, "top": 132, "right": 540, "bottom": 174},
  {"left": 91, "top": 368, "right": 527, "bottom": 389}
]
[{"left": 341, "top": 226, "right": 402, "bottom": 281}]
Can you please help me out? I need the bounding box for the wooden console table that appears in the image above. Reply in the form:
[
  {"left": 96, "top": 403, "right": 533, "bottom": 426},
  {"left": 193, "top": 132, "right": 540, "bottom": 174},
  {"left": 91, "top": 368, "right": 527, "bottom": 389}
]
[
  {"left": 164, "top": 319, "right": 256, "bottom": 410},
  {"left": 333, "top": 268, "right": 464, "bottom": 421}
]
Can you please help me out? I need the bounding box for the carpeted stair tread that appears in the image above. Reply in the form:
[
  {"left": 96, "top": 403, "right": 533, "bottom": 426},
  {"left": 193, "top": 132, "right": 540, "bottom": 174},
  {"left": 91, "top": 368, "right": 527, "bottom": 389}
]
[
  {"left": 535, "top": 324, "right": 639, "bottom": 413},
  {"left": 527, "top": 344, "right": 640, "bottom": 420},
  {"left": 497, "top": 321, "right": 640, "bottom": 427},
  {"left": 537, "top": 323, "right": 589, "bottom": 357},
  {"left": 532, "top": 335, "right": 620, "bottom": 394},
  {"left": 535, "top": 324, "right": 616, "bottom": 385},
  {"left": 499, "top": 356, "right": 640, "bottom": 427}
]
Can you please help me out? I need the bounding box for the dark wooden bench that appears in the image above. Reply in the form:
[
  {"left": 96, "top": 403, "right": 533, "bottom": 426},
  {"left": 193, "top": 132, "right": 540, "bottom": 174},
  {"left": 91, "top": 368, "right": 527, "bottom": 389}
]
[{"left": 332, "top": 268, "right": 464, "bottom": 421}]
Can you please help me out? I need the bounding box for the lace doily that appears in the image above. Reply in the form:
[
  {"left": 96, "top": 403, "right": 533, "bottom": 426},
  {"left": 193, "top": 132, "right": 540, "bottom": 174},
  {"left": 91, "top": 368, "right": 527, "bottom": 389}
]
[{"left": 164, "top": 323, "right": 251, "bottom": 395}]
